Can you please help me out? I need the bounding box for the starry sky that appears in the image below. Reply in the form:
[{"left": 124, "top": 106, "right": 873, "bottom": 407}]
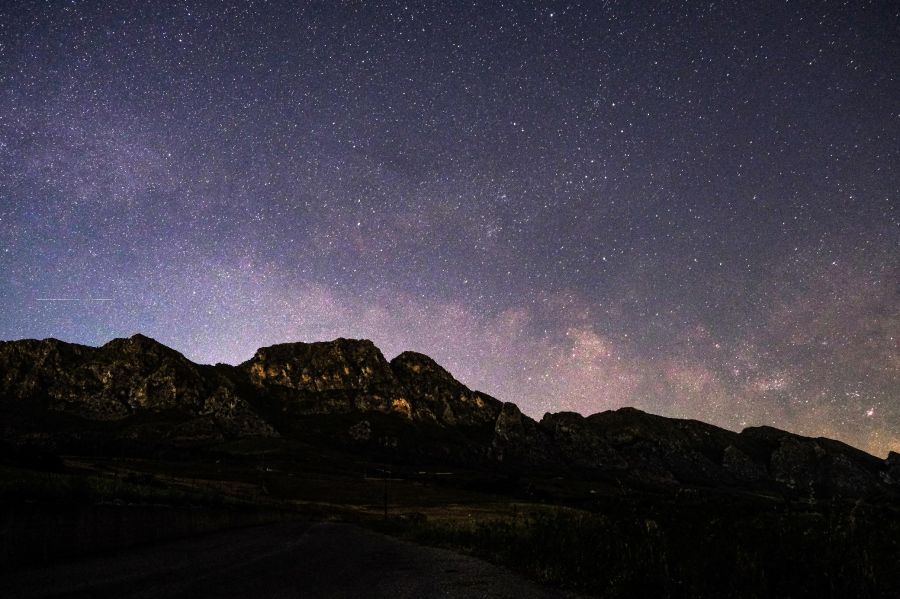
[{"left": 0, "top": 1, "right": 897, "bottom": 455}]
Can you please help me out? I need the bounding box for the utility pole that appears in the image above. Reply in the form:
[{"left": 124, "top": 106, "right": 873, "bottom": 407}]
[{"left": 383, "top": 468, "right": 389, "bottom": 521}]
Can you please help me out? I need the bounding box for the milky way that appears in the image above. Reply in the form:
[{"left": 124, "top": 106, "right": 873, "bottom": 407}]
[{"left": 0, "top": 1, "right": 897, "bottom": 455}]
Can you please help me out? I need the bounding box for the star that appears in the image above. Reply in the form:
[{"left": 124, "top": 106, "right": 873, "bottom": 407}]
[{"left": 0, "top": 0, "right": 896, "bottom": 456}]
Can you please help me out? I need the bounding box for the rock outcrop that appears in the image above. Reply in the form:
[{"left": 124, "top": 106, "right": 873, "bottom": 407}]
[
  {"left": 240, "top": 338, "right": 403, "bottom": 417},
  {"left": 0, "top": 335, "right": 275, "bottom": 443},
  {"left": 739, "top": 426, "right": 885, "bottom": 497},
  {"left": 389, "top": 351, "right": 502, "bottom": 426}
]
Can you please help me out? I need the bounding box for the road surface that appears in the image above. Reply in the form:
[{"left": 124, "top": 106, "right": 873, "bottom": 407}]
[{"left": 1, "top": 521, "right": 580, "bottom": 598}]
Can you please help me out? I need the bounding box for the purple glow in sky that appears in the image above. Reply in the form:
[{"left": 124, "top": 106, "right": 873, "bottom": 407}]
[{"left": 1, "top": 1, "right": 897, "bottom": 455}]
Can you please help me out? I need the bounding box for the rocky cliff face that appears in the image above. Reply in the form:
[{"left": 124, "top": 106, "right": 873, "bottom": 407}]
[
  {"left": 0, "top": 334, "right": 896, "bottom": 499},
  {"left": 0, "top": 335, "right": 275, "bottom": 442},
  {"left": 240, "top": 338, "right": 403, "bottom": 417},
  {"left": 389, "top": 351, "right": 502, "bottom": 426},
  {"left": 236, "top": 340, "right": 504, "bottom": 428},
  {"left": 244, "top": 339, "right": 396, "bottom": 394}
]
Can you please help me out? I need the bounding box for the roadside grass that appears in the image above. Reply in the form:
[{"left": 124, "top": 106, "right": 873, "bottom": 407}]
[
  {"left": 401, "top": 505, "right": 669, "bottom": 597},
  {"left": 397, "top": 500, "right": 900, "bottom": 598}
]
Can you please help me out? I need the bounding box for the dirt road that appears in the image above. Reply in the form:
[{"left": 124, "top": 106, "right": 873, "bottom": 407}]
[{"left": 1, "top": 521, "right": 579, "bottom": 598}]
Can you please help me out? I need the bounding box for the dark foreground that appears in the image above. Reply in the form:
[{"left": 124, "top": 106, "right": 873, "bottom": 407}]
[{"left": 0, "top": 521, "right": 578, "bottom": 599}]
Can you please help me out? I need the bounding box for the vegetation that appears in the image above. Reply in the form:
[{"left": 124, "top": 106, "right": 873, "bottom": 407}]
[
  {"left": 401, "top": 499, "right": 900, "bottom": 598},
  {"left": 0, "top": 465, "right": 244, "bottom": 507}
]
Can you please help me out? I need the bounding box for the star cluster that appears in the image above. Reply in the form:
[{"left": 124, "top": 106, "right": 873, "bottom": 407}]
[{"left": 0, "top": 1, "right": 897, "bottom": 455}]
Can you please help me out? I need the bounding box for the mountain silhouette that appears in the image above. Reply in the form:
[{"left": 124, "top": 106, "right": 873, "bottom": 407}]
[{"left": 1, "top": 334, "right": 897, "bottom": 500}]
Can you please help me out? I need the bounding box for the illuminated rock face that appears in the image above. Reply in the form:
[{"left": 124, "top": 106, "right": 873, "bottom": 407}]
[
  {"left": 389, "top": 351, "right": 502, "bottom": 426},
  {"left": 0, "top": 334, "right": 276, "bottom": 440},
  {"left": 238, "top": 340, "right": 504, "bottom": 427},
  {"left": 0, "top": 335, "right": 508, "bottom": 444},
  {"left": 0, "top": 334, "right": 897, "bottom": 500},
  {"left": 243, "top": 338, "right": 396, "bottom": 393}
]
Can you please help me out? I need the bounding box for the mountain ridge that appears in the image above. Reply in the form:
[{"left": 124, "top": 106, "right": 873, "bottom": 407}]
[{"left": 1, "top": 333, "right": 897, "bottom": 500}]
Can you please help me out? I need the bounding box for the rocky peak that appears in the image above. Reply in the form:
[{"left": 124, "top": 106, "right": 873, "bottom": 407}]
[
  {"left": 490, "top": 402, "right": 558, "bottom": 467},
  {"left": 241, "top": 338, "right": 396, "bottom": 392},
  {"left": 389, "top": 351, "right": 501, "bottom": 426},
  {"left": 0, "top": 337, "right": 89, "bottom": 367},
  {"left": 740, "top": 426, "right": 885, "bottom": 495},
  {"left": 390, "top": 352, "right": 457, "bottom": 384},
  {"left": 99, "top": 334, "right": 195, "bottom": 367},
  {"left": 0, "top": 339, "right": 87, "bottom": 405},
  {"left": 539, "top": 411, "right": 625, "bottom": 471},
  {"left": 539, "top": 411, "right": 585, "bottom": 428},
  {"left": 103, "top": 333, "right": 176, "bottom": 353},
  {"left": 0, "top": 335, "right": 273, "bottom": 438}
]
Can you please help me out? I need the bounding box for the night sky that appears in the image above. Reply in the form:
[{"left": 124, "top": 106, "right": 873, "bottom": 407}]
[{"left": 1, "top": 1, "right": 897, "bottom": 455}]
